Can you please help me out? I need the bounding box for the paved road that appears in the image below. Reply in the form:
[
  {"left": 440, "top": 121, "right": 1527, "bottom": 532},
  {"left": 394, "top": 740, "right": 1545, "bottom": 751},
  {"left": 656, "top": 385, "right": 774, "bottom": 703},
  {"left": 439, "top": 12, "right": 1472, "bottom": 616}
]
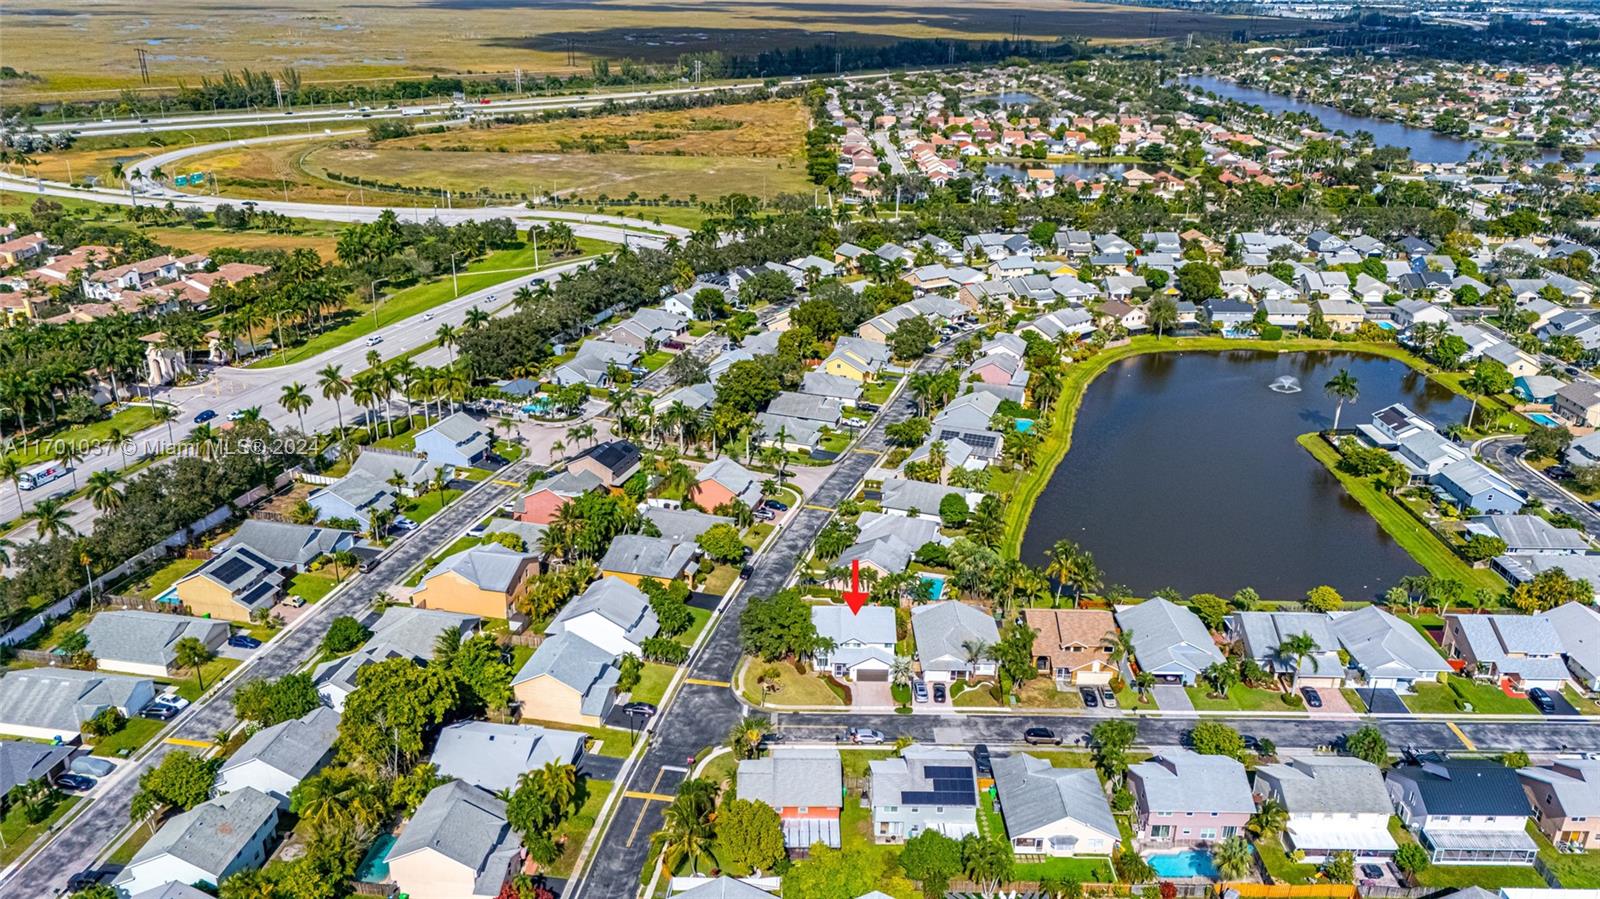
[
  {"left": 1478, "top": 436, "right": 1600, "bottom": 536},
  {"left": 0, "top": 458, "right": 534, "bottom": 898},
  {"left": 872, "top": 130, "right": 907, "bottom": 176}
]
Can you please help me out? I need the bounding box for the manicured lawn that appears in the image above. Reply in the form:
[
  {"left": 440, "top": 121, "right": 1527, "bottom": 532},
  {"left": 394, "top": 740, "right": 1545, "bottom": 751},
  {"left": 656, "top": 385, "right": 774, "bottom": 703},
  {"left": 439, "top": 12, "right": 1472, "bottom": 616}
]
[
  {"left": 1014, "top": 678, "right": 1085, "bottom": 709},
  {"left": 404, "top": 487, "right": 464, "bottom": 522},
  {"left": 629, "top": 662, "right": 677, "bottom": 707},
  {"left": 548, "top": 780, "right": 615, "bottom": 877},
  {"left": 861, "top": 377, "right": 898, "bottom": 406},
  {"left": 701, "top": 564, "right": 739, "bottom": 596},
  {"left": 1405, "top": 675, "right": 1537, "bottom": 714},
  {"left": 1014, "top": 856, "right": 1116, "bottom": 883},
  {"left": 1530, "top": 821, "right": 1600, "bottom": 887},
  {"left": 742, "top": 522, "right": 774, "bottom": 549},
  {"left": 676, "top": 606, "right": 711, "bottom": 649},
  {"left": 1299, "top": 433, "right": 1505, "bottom": 594},
  {"left": 166, "top": 657, "right": 242, "bottom": 703},
  {"left": 1341, "top": 688, "right": 1369, "bottom": 712},
  {"left": 0, "top": 795, "right": 80, "bottom": 866},
  {"left": 639, "top": 350, "right": 672, "bottom": 372},
  {"left": 90, "top": 716, "right": 166, "bottom": 757},
  {"left": 1385, "top": 817, "right": 1547, "bottom": 889},
  {"left": 1257, "top": 834, "right": 1319, "bottom": 884},
  {"left": 1185, "top": 684, "right": 1300, "bottom": 712},
  {"left": 837, "top": 781, "right": 924, "bottom": 899},
  {"left": 520, "top": 719, "right": 638, "bottom": 758},
  {"left": 8, "top": 404, "right": 166, "bottom": 467},
  {"left": 105, "top": 817, "right": 160, "bottom": 866},
  {"left": 288, "top": 572, "right": 339, "bottom": 604},
  {"left": 952, "top": 682, "right": 1002, "bottom": 707},
  {"left": 743, "top": 659, "right": 844, "bottom": 707},
  {"left": 1563, "top": 686, "right": 1600, "bottom": 715},
  {"left": 132, "top": 557, "right": 204, "bottom": 600}
]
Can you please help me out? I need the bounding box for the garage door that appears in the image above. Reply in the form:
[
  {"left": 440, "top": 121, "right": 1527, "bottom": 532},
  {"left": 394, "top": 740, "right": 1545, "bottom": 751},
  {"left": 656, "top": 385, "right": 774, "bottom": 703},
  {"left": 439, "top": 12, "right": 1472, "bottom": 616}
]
[{"left": 855, "top": 668, "right": 889, "bottom": 681}]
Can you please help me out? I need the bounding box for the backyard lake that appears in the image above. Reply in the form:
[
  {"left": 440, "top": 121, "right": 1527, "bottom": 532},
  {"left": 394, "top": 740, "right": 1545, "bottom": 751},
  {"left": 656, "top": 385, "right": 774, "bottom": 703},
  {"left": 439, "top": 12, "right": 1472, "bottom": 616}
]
[{"left": 1018, "top": 350, "right": 1475, "bottom": 599}]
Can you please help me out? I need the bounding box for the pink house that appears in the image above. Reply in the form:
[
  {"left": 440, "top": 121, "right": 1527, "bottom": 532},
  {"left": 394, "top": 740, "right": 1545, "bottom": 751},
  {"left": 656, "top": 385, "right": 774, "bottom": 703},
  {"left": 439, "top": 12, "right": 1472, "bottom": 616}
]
[{"left": 1128, "top": 750, "right": 1255, "bottom": 850}]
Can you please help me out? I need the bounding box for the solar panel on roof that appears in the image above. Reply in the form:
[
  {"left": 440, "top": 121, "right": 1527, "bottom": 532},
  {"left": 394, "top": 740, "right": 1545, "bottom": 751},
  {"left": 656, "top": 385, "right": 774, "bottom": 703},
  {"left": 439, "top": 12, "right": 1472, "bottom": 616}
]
[
  {"left": 903, "top": 791, "right": 976, "bottom": 806},
  {"left": 211, "top": 558, "right": 252, "bottom": 584},
  {"left": 924, "top": 765, "right": 973, "bottom": 780}
]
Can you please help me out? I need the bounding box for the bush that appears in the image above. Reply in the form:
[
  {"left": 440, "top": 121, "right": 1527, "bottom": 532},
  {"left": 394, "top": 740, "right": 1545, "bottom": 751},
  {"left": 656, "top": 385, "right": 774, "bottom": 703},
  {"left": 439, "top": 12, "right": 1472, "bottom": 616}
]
[
  {"left": 1260, "top": 325, "right": 1284, "bottom": 341},
  {"left": 83, "top": 706, "right": 126, "bottom": 738},
  {"left": 891, "top": 683, "right": 911, "bottom": 706},
  {"left": 321, "top": 615, "right": 370, "bottom": 655},
  {"left": 1394, "top": 842, "right": 1430, "bottom": 875},
  {"left": 640, "top": 637, "right": 689, "bottom": 664},
  {"left": 823, "top": 676, "right": 852, "bottom": 704}
]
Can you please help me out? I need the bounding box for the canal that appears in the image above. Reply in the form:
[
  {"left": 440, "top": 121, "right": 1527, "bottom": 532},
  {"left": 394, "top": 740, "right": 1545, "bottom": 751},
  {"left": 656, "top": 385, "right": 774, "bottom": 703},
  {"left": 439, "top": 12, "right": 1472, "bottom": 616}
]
[{"left": 1018, "top": 350, "right": 1474, "bottom": 600}]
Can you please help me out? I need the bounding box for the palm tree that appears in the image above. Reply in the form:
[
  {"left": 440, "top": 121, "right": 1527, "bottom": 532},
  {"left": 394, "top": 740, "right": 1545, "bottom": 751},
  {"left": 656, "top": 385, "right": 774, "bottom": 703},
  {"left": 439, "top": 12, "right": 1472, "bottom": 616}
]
[
  {"left": 1249, "top": 798, "right": 1289, "bottom": 839},
  {"left": 55, "top": 444, "right": 84, "bottom": 489},
  {"left": 655, "top": 780, "right": 718, "bottom": 875},
  {"left": 1277, "top": 632, "right": 1319, "bottom": 683},
  {"left": 1044, "top": 539, "right": 1079, "bottom": 604},
  {"left": 1461, "top": 365, "right": 1495, "bottom": 430},
  {"left": 960, "top": 639, "right": 990, "bottom": 682},
  {"left": 279, "top": 382, "right": 312, "bottom": 433},
  {"left": 318, "top": 365, "right": 349, "bottom": 434},
  {"left": 153, "top": 404, "right": 179, "bottom": 447},
  {"left": 464, "top": 307, "right": 491, "bottom": 330},
  {"left": 727, "top": 716, "right": 770, "bottom": 760},
  {"left": 0, "top": 455, "right": 22, "bottom": 513},
  {"left": 85, "top": 469, "right": 122, "bottom": 512},
  {"left": 1211, "top": 834, "right": 1255, "bottom": 880},
  {"left": 436, "top": 323, "right": 460, "bottom": 364},
  {"left": 26, "top": 497, "right": 74, "bottom": 540},
  {"left": 1324, "top": 369, "right": 1360, "bottom": 433},
  {"left": 173, "top": 635, "right": 215, "bottom": 692}
]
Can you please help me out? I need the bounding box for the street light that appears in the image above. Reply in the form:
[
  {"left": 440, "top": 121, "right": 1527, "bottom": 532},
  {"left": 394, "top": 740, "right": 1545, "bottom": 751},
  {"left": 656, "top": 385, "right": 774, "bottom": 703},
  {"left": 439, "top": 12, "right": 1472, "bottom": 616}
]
[
  {"left": 449, "top": 251, "right": 461, "bottom": 298},
  {"left": 370, "top": 276, "right": 392, "bottom": 328}
]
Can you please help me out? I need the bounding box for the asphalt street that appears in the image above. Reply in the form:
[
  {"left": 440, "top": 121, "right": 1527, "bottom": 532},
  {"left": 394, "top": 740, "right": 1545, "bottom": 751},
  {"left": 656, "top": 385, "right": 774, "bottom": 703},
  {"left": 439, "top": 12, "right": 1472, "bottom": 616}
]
[
  {"left": 1, "top": 458, "right": 533, "bottom": 898},
  {"left": 1478, "top": 435, "right": 1600, "bottom": 536}
]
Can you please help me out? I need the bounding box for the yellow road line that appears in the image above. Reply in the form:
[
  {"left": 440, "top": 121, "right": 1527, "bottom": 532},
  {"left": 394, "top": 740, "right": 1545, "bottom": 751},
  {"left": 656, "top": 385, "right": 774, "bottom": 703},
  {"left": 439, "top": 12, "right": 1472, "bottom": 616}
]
[
  {"left": 803, "top": 503, "right": 832, "bottom": 512},
  {"left": 625, "top": 768, "right": 670, "bottom": 847},
  {"left": 1445, "top": 721, "right": 1476, "bottom": 751},
  {"left": 683, "top": 677, "right": 730, "bottom": 688},
  {"left": 492, "top": 479, "right": 522, "bottom": 487},
  {"left": 852, "top": 448, "right": 881, "bottom": 456},
  {"left": 163, "top": 737, "right": 214, "bottom": 748},
  {"left": 623, "top": 790, "right": 676, "bottom": 802}
]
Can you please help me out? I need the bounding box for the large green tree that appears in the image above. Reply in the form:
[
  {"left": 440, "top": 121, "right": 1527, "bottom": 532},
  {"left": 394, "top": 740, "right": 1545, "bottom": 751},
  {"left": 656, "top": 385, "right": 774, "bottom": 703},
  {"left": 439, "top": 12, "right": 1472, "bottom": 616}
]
[{"left": 715, "top": 797, "right": 786, "bottom": 875}]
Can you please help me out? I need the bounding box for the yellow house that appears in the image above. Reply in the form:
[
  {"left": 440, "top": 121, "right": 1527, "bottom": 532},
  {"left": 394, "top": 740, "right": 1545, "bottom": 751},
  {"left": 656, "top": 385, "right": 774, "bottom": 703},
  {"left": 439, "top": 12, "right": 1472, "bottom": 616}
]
[
  {"left": 386, "top": 781, "right": 519, "bottom": 899},
  {"left": 821, "top": 352, "right": 874, "bottom": 382},
  {"left": 510, "top": 632, "right": 620, "bottom": 726},
  {"left": 411, "top": 544, "right": 535, "bottom": 620},
  {"left": 173, "top": 546, "right": 285, "bottom": 623}
]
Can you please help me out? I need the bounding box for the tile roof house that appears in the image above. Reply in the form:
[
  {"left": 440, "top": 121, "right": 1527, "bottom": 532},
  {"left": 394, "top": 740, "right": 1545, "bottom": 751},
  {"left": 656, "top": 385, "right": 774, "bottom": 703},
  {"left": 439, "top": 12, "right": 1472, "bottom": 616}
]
[
  {"left": 412, "top": 543, "right": 537, "bottom": 620},
  {"left": 1128, "top": 750, "right": 1254, "bottom": 848},
  {"left": 598, "top": 534, "right": 697, "bottom": 587},
  {"left": 226, "top": 520, "right": 356, "bottom": 572},
  {"left": 911, "top": 601, "right": 999, "bottom": 682},
  {"left": 1386, "top": 757, "right": 1538, "bottom": 865},
  {"left": 870, "top": 746, "right": 979, "bottom": 843},
  {"left": 689, "top": 456, "right": 765, "bottom": 511},
  {"left": 1328, "top": 606, "right": 1449, "bottom": 693},
  {"left": 82, "top": 610, "right": 230, "bottom": 677},
  {"left": 174, "top": 545, "right": 285, "bottom": 623},
  {"left": 1226, "top": 611, "right": 1345, "bottom": 687},
  {"left": 113, "top": 787, "right": 279, "bottom": 895},
  {"left": 387, "top": 781, "right": 521, "bottom": 899},
  {"left": 569, "top": 440, "right": 643, "bottom": 487},
  {"left": 738, "top": 748, "right": 844, "bottom": 853},
  {"left": 0, "top": 667, "right": 156, "bottom": 741},
  {"left": 429, "top": 720, "right": 586, "bottom": 794},
  {"left": 1519, "top": 759, "right": 1600, "bottom": 850},
  {"left": 1114, "top": 599, "right": 1225, "bottom": 686},
  {"left": 1253, "top": 757, "right": 1398, "bottom": 861},
  {"left": 511, "top": 632, "right": 621, "bottom": 727},
  {"left": 812, "top": 604, "right": 897, "bottom": 682},
  {"left": 1022, "top": 609, "right": 1118, "bottom": 686},
  {"left": 216, "top": 706, "right": 339, "bottom": 807},
  {"left": 1442, "top": 613, "right": 1570, "bottom": 690},
  {"left": 992, "top": 754, "right": 1118, "bottom": 858},
  {"left": 414, "top": 412, "right": 493, "bottom": 469},
  {"left": 546, "top": 576, "right": 659, "bottom": 656}
]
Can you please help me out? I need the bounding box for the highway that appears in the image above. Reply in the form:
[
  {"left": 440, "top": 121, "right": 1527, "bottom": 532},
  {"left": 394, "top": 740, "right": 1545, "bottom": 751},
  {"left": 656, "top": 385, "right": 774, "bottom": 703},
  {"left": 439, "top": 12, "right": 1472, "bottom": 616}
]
[{"left": 0, "top": 457, "right": 535, "bottom": 898}]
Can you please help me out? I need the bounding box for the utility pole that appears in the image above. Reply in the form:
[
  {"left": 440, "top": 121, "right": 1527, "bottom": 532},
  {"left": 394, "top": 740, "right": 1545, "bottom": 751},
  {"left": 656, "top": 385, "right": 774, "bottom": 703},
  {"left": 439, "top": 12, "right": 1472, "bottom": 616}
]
[
  {"left": 136, "top": 48, "right": 150, "bottom": 85},
  {"left": 514, "top": 67, "right": 523, "bottom": 93}
]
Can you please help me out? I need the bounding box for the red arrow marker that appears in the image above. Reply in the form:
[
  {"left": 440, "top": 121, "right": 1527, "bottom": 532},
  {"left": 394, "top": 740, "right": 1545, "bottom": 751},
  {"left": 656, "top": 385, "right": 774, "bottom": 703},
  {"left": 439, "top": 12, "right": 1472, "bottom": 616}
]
[{"left": 842, "top": 558, "right": 870, "bottom": 615}]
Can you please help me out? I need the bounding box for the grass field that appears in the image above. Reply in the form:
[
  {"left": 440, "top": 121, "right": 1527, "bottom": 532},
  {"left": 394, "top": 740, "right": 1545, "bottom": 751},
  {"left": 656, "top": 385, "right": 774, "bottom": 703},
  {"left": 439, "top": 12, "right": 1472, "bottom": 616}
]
[
  {"left": 8, "top": 403, "right": 164, "bottom": 467},
  {"left": 0, "top": 795, "right": 79, "bottom": 867},
  {"left": 1405, "top": 674, "right": 1537, "bottom": 714}
]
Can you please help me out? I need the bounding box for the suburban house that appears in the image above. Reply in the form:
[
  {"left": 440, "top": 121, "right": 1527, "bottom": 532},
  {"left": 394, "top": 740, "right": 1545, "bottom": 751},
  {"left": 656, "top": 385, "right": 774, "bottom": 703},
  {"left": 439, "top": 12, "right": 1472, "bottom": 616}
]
[
  {"left": 414, "top": 412, "right": 493, "bottom": 469},
  {"left": 306, "top": 470, "right": 398, "bottom": 532},
  {"left": 1466, "top": 515, "right": 1591, "bottom": 555},
  {"left": 226, "top": 520, "right": 355, "bottom": 571},
  {"left": 1433, "top": 459, "right": 1525, "bottom": 516},
  {"left": 1021, "top": 609, "right": 1118, "bottom": 686},
  {"left": 1543, "top": 602, "right": 1600, "bottom": 690},
  {"left": 1127, "top": 750, "right": 1254, "bottom": 848},
  {"left": 511, "top": 632, "right": 620, "bottom": 727},
  {"left": 313, "top": 607, "right": 480, "bottom": 710},
  {"left": 1114, "top": 599, "right": 1225, "bottom": 685},
  {"left": 1329, "top": 606, "right": 1450, "bottom": 693},
  {"left": 550, "top": 339, "right": 637, "bottom": 389},
  {"left": 667, "top": 877, "right": 778, "bottom": 898},
  {"left": 515, "top": 469, "right": 605, "bottom": 525},
  {"left": 215, "top": 706, "right": 340, "bottom": 807},
  {"left": 1386, "top": 757, "right": 1538, "bottom": 865},
  {"left": 386, "top": 781, "right": 521, "bottom": 899},
  {"left": 1518, "top": 758, "right": 1600, "bottom": 850},
  {"left": 869, "top": 746, "right": 979, "bottom": 843},
  {"left": 1442, "top": 613, "right": 1571, "bottom": 691},
  {"left": 412, "top": 543, "right": 537, "bottom": 620},
  {"left": 112, "top": 787, "right": 280, "bottom": 895},
  {"left": 911, "top": 601, "right": 1000, "bottom": 682},
  {"left": 766, "top": 391, "right": 844, "bottom": 426},
  {"left": 838, "top": 512, "right": 943, "bottom": 577},
  {"left": 0, "top": 740, "right": 72, "bottom": 808},
  {"left": 879, "top": 478, "right": 982, "bottom": 520},
  {"left": 689, "top": 456, "right": 765, "bottom": 511},
  {"left": 800, "top": 371, "right": 863, "bottom": 405},
  {"left": 569, "top": 440, "right": 643, "bottom": 488},
  {"left": 610, "top": 307, "right": 688, "bottom": 350},
  {"left": 992, "top": 754, "right": 1119, "bottom": 859},
  {"left": 544, "top": 576, "right": 659, "bottom": 656},
  {"left": 1226, "top": 611, "right": 1345, "bottom": 687},
  {"left": 81, "top": 611, "right": 229, "bottom": 677},
  {"left": 173, "top": 545, "right": 285, "bottom": 622},
  {"left": 348, "top": 448, "right": 444, "bottom": 495},
  {"left": 821, "top": 337, "right": 892, "bottom": 382},
  {"left": 1394, "top": 298, "right": 1452, "bottom": 328},
  {"left": 1252, "top": 757, "right": 1398, "bottom": 862},
  {"left": 0, "top": 667, "right": 155, "bottom": 741},
  {"left": 738, "top": 747, "right": 844, "bottom": 853},
  {"left": 429, "top": 720, "right": 586, "bottom": 794},
  {"left": 642, "top": 507, "right": 734, "bottom": 543},
  {"left": 1555, "top": 381, "right": 1600, "bottom": 428},
  {"left": 812, "top": 604, "right": 897, "bottom": 682},
  {"left": 598, "top": 535, "right": 696, "bottom": 587}
]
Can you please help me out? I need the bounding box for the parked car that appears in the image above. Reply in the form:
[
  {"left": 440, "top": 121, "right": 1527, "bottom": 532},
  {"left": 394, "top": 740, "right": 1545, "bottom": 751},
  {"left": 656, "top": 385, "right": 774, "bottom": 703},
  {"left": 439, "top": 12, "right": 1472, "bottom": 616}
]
[
  {"left": 1300, "top": 686, "right": 1323, "bottom": 708},
  {"left": 1080, "top": 686, "right": 1099, "bottom": 708},
  {"left": 754, "top": 508, "right": 776, "bottom": 521},
  {"left": 912, "top": 680, "right": 929, "bottom": 703},
  {"left": 622, "top": 701, "right": 657, "bottom": 718},
  {"left": 973, "top": 744, "right": 993, "bottom": 776},
  {"left": 284, "top": 595, "right": 306, "bottom": 608},
  {"left": 55, "top": 773, "right": 96, "bottom": 792},
  {"left": 66, "top": 871, "right": 109, "bottom": 891},
  {"left": 392, "top": 516, "right": 418, "bottom": 532},
  {"left": 1360, "top": 864, "right": 1385, "bottom": 881},
  {"left": 1242, "top": 735, "right": 1262, "bottom": 752},
  {"left": 1023, "top": 727, "right": 1061, "bottom": 746},
  {"left": 762, "top": 499, "right": 789, "bottom": 512},
  {"left": 69, "top": 756, "right": 114, "bottom": 777},
  {"left": 932, "top": 682, "right": 946, "bottom": 703},
  {"left": 1100, "top": 687, "right": 1117, "bottom": 708},
  {"left": 227, "top": 634, "right": 262, "bottom": 649},
  {"left": 849, "top": 727, "right": 886, "bottom": 744},
  {"left": 141, "top": 704, "right": 179, "bottom": 721},
  {"left": 1529, "top": 687, "right": 1558, "bottom": 714},
  {"left": 193, "top": 409, "right": 216, "bottom": 424},
  {"left": 739, "top": 565, "right": 754, "bottom": 580}
]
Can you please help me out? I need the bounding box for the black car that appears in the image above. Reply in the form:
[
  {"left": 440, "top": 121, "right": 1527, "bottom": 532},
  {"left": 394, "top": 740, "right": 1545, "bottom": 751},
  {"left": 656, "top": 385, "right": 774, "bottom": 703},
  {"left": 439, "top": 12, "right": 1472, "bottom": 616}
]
[
  {"left": 622, "top": 701, "right": 657, "bottom": 718},
  {"left": 193, "top": 409, "right": 217, "bottom": 424},
  {"left": 1023, "top": 727, "right": 1061, "bottom": 746},
  {"left": 932, "top": 682, "right": 946, "bottom": 703},
  {"left": 1242, "top": 735, "right": 1261, "bottom": 752},
  {"left": 739, "top": 564, "right": 754, "bottom": 579},
  {"left": 141, "top": 703, "right": 179, "bottom": 721},
  {"left": 55, "top": 773, "right": 95, "bottom": 792},
  {"left": 1360, "top": 864, "right": 1385, "bottom": 881},
  {"left": 227, "top": 634, "right": 262, "bottom": 649},
  {"left": 1529, "top": 687, "right": 1557, "bottom": 714},
  {"left": 1300, "top": 686, "right": 1323, "bottom": 708},
  {"left": 973, "top": 743, "right": 993, "bottom": 777},
  {"left": 1079, "top": 686, "right": 1099, "bottom": 708},
  {"left": 67, "top": 871, "right": 108, "bottom": 891},
  {"left": 762, "top": 499, "right": 790, "bottom": 512}
]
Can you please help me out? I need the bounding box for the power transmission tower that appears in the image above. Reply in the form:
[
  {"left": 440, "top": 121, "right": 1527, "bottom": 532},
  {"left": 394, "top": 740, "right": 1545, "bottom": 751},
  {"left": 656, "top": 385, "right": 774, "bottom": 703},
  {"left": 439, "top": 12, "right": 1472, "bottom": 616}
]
[
  {"left": 1012, "top": 14, "right": 1023, "bottom": 43},
  {"left": 514, "top": 68, "right": 523, "bottom": 92},
  {"left": 136, "top": 48, "right": 150, "bottom": 85}
]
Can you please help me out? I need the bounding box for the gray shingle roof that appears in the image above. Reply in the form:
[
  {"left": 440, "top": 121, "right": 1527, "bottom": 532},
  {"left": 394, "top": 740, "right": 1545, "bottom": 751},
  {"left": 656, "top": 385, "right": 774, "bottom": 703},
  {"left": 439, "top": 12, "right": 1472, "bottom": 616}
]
[
  {"left": 122, "top": 786, "right": 278, "bottom": 880},
  {"left": 547, "top": 577, "right": 659, "bottom": 644},
  {"left": 1390, "top": 759, "right": 1533, "bottom": 817},
  {"left": 0, "top": 739, "right": 71, "bottom": 796},
  {"left": 0, "top": 668, "right": 152, "bottom": 732},
  {"left": 598, "top": 535, "right": 695, "bottom": 580},
  {"left": 738, "top": 747, "right": 843, "bottom": 809},
  {"left": 388, "top": 781, "right": 519, "bottom": 896},
  {"left": 221, "top": 706, "right": 339, "bottom": 782},
  {"left": 429, "top": 721, "right": 586, "bottom": 793},
  {"left": 1115, "top": 599, "right": 1224, "bottom": 680},
  {"left": 422, "top": 543, "right": 533, "bottom": 593},
  {"left": 1130, "top": 750, "right": 1254, "bottom": 815},
  {"left": 672, "top": 877, "right": 778, "bottom": 899},
  {"left": 417, "top": 412, "right": 492, "bottom": 463},
  {"left": 228, "top": 520, "right": 353, "bottom": 569},
  {"left": 1228, "top": 611, "right": 1343, "bottom": 677},
  {"left": 1329, "top": 607, "right": 1449, "bottom": 682},
  {"left": 1519, "top": 760, "right": 1600, "bottom": 817},
  {"left": 1253, "top": 757, "right": 1390, "bottom": 815},
  {"left": 369, "top": 607, "right": 480, "bottom": 660},
  {"left": 130, "top": 883, "right": 215, "bottom": 899},
  {"left": 82, "top": 611, "right": 228, "bottom": 668},
  {"left": 511, "top": 632, "right": 619, "bottom": 716},
  {"left": 642, "top": 506, "right": 734, "bottom": 543},
  {"left": 696, "top": 456, "right": 764, "bottom": 507},
  {"left": 993, "top": 754, "right": 1117, "bottom": 841},
  {"left": 911, "top": 601, "right": 1000, "bottom": 672}
]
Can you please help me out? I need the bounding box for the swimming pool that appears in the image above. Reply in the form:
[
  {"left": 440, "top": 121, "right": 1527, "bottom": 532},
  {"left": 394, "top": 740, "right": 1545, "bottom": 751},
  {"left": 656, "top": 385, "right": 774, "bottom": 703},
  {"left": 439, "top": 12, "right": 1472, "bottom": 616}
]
[
  {"left": 1527, "top": 412, "right": 1561, "bottom": 427},
  {"left": 1147, "top": 849, "right": 1221, "bottom": 879},
  {"left": 356, "top": 833, "right": 397, "bottom": 882},
  {"left": 154, "top": 586, "right": 180, "bottom": 605},
  {"left": 1015, "top": 419, "right": 1035, "bottom": 433},
  {"left": 919, "top": 573, "right": 946, "bottom": 601},
  {"left": 521, "top": 398, "right": 553, "bottom": 415}
]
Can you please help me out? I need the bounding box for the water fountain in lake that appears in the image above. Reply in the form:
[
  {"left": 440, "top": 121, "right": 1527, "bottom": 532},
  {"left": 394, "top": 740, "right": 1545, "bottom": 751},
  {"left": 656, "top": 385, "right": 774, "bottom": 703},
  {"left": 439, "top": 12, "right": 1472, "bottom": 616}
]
[{"left": 1269, "top": 376, "right": 1302, "bottom": 394}]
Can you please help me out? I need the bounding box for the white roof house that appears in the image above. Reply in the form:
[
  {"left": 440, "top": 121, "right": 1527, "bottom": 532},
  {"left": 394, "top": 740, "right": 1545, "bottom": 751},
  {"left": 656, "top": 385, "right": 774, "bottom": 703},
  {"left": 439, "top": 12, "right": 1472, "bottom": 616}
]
[
  {"left": 1115, "top": 599, "right": 1224, "bottom": 686},
  {"left": 992, "top": 754, "right": 1118, "bottom": 858},
  {"left": 812, "top": 604, "right": 897, "bottom": 681},
  {"left": 0, "top": 668, "right": 157, "bottom": 742}
]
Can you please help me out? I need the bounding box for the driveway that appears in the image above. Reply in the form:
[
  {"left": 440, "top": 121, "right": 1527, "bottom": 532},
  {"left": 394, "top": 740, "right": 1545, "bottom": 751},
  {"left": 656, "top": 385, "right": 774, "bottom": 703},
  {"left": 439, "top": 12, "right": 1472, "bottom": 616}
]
[
  {"left": 1545, "top": 691, "right": 1583, "bottom": 717},
  {"left": 577, "top": 754, "right": 625, "bottom": 782},
  {"left": 1356, "top": 687, "right": 1410, "bottom": 714},
  {"left": 1305, "top": 685, "right": 1355, "bottom": 715},
  {"left": 851, "top": 679, "right": 895, "bottom": 709},
  {"left": 1152, "top": 685, "right": 1191, "bottom": 711}
]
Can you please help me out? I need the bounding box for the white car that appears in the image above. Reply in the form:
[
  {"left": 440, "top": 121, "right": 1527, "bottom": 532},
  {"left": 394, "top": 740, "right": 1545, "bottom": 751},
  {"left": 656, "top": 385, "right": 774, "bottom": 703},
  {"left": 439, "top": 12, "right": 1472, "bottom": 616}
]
[{"left": 365, "top": 335, "right": 383, "bottom": 347}]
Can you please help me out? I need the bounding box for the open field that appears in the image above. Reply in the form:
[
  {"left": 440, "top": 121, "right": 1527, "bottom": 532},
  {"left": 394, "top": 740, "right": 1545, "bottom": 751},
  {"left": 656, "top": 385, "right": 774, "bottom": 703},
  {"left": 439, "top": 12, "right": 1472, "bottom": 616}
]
[{"left": 0, "top": 0, "right": 1273, "bottom": 99}]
